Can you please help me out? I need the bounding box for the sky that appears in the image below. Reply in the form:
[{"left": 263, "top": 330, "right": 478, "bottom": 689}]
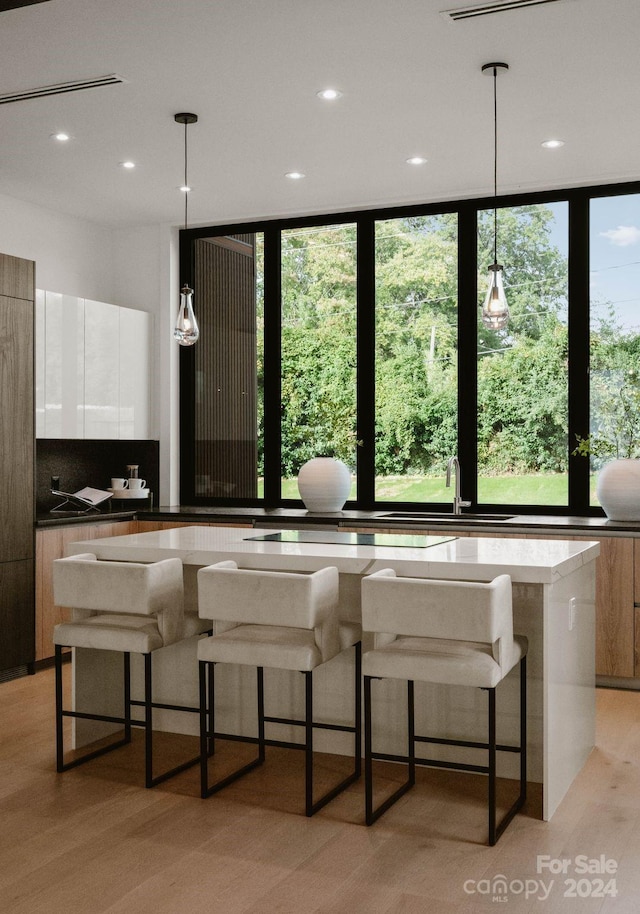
[
  {"left": 535, "top": 195, "right": 640, "bottom": 334},
  {"left": 590, "top": 193, "right": 640, "bottom": 333}
]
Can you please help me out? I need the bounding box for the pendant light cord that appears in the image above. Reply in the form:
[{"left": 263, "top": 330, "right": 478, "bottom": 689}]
[
  {"left": 184, "top": 120, "right": 189, "bottom": 233},
  {"left": 493, "top": 65, "right": 498, "bottom": 265}
]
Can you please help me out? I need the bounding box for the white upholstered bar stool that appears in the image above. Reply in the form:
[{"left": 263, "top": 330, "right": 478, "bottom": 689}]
[
  {"left": 362, "top": 570, "right": 527, "bottom": 845},
  {"left": 53, "top": 553, "right": 208, "bottom": 788},
  {"left": 197, "top": 561, "right": 362, "bottom": 816}
]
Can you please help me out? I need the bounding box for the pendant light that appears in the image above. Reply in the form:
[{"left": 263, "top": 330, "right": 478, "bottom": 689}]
[
  {"left": 481, "top": 62, "right": 509, "bottom": 331},
  {"left": 173, "top": 112, "right": 199, "bottom": 346}
]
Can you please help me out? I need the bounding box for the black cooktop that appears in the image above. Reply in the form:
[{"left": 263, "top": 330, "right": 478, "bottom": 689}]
[{"left": 245, "top": 531, "right": 456, "bottom": 548}]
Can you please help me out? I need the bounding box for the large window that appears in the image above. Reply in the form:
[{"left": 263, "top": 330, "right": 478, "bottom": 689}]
[
  {"left": 476, "top": 203, "right": 569, "bottom": 506},
  {"left": 280, "top": 224, "right": 357, "bottom": 499},
  {"left": 589, "top": 194, "right": 640, "bottom": 506},
  {"left": 374, "top": 215, "right": 458, "bottom": 502},
  {"left": 179, "top": 181, "right": 640, "bottom": 516}
]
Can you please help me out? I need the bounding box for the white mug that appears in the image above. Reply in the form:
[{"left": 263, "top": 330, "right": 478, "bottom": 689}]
[
  {"left": 128, "top": 477, "right": 146, "bottom": 491},
  {"left": 111, "top": 477, "right": 128, "bottom": 490}
]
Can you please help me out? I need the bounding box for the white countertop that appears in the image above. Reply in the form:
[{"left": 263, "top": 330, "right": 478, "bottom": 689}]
[{"left": 68, "top": 525, "right": 600, "bottom": 584}]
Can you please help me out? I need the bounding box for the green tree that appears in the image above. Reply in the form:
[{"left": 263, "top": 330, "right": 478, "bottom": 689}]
[{"left": 278, "top": 206, "right": 571, "bottom": 483}]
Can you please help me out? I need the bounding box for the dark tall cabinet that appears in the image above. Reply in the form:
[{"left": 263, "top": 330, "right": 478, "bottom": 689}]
[{"left": 0, "top": 253, "right": 34, "bottom": 675}]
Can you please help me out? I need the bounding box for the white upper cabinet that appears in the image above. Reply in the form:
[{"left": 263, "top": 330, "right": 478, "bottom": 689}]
[
  {"left": 41, "top": 291, "right": 85, "bottom": 438},
  {"left": 36, "top": 291, "right": 151, "bottom": 440},
  {"left": 84, "top": 299, "right": 120, "bottom": 439},
  {"left": 35, "top": 290, "right": 45, "bottom": 437},
  {"left": 119, "top": 306, "right": 150, "bottom": 439}
]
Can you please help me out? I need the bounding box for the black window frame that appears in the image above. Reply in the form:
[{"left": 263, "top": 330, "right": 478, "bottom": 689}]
[{"left": 178, "top": 179, "right": 640, "bottom": 516}]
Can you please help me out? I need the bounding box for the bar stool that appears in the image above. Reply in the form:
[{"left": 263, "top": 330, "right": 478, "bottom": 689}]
[
  {"left": 197, "top": 560, "right": 361, "bottom": 815},
  {"left": 362, "top": 569, "right": 527, "bottom": 845},
  {"left": 53, "top": 552, "right": 208, "bottom": 788}
]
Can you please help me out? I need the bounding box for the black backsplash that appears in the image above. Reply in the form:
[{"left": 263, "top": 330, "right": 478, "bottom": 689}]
[{"left": 36, "top": 439, "right": 160, "bottom": 514}]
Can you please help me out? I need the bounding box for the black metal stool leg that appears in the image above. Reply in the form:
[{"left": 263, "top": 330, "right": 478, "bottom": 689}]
[
  {"left": 365, "top": 676, "right": 415, "bottom": 825},
  {"left": 208, "top": 660, "right": 215, "bottom": 756},
  {"left": 354, "top": 641, "right": 362, "bottom": 778},
  {"left": 55, "top": 646, "right": 136, "bottom": 773},
  {"left": 520, "top": 654, "right": 527, "bottom": 803},
  {"left": 257, "top": 667, "right": 266, "bottom": 763},
  {"left": 408, "top": 679, "right": 416, "bottom": 788},
  {"left": 201, "top": 649, "right": 361, "bottom": 814},
  {"left": 489, "top": 656, "right": 527, "bottom": 844},
  {"left": 144, "top": 653, "right": 153, "bottom": 788},
  {"left": 55, "top": 645, "right": 65, "bottom": 772},
  {"left": 488, "top": 687, "right": 497, "bottom": 846},
  {"left": 304, "top": 671, "right": 314, "bottom": 816},
  {"left": 200, "top": 661, "right": 265, "bottom": 799},
  {"left": 123, "top": 652, "right": 132, "bottom": 743},
  {"left": 199, "top": 659, "right": 209, "bottom": 798}
]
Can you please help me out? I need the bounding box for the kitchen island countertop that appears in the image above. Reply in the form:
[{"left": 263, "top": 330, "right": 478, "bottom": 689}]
[{"left": 68, "top": 525, "right": 598, "bottom": 820}]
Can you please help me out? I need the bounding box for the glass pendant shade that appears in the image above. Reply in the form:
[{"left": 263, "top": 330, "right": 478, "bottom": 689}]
[
  {"left": 174, "top": 284, "right": 199, "bottom": 346},
  {"left": 482, "top": 262, "right": 509, "bottom": 330}
]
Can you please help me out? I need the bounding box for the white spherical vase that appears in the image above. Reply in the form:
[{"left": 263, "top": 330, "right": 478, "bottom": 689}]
[
  {"left": 596, "top": 459, "right": 640, "bottom": 520},
  {"left": 297, "top": 456, "right": 351, "bottom": 513}
]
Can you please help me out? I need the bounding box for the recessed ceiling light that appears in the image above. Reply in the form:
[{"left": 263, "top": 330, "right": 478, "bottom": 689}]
[
  {"left": 316, "top": 88, "right": 342, "bottom": 100},
  {"left": 541, "top": 139, "right": 564, "bottom": 149},
  {"left": 51, "top": 132, "right": 71, "bottom": 142},
  {"left": 120, "top": 161, "right": 136, "bottom": 169},
  {"left": 285, "top": 171, "right": 305, "bottom": 180},
  {"left": 406, "top": 156, "right": 427, "bottom": 165}
]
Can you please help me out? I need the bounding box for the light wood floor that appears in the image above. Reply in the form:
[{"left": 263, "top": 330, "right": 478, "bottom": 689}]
[{"left": 1, "top": 670, "right": 639, "bottom": 913}]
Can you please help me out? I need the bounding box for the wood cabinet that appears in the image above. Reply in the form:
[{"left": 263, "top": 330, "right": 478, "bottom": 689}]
[
  {"left": 0, "top": 253, "right": 35, "bottom": 674},
  {"left": 592, "top": 537, "right": 635, "bottom": 678},
  {"left": 134, "top": 521, "right": 200, "bottom": 533}
]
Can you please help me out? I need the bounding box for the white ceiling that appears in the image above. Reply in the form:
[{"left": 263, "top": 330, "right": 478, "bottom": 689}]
[{"left": 0, "top": 0, "right": 638, "bottom": 229}]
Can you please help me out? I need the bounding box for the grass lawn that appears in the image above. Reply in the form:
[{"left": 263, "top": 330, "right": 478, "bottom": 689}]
[{"left": 274, "top": 473, "right": 598, "bottom": 506}]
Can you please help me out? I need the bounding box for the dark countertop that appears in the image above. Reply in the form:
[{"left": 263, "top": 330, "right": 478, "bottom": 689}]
[
  {"left": 34, "top": 504, "right": 640, "bottom": 536},
  {"left": 35, "top": 509, "right": 137, "bottom": 528}
]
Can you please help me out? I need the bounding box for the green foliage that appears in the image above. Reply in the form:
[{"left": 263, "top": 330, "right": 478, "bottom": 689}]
[
  {"left": 477, "top": 322, "right": 568, "bottom": 473},
  {"left": 574, "top": 369, "right": 640, "bottom": 465},
  {"left": 273, "top": 206, "right": 640, "bottom": 487}
]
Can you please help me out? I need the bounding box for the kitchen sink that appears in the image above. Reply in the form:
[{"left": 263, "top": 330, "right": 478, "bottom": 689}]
[{"left": 378, "top": 512, "right": 515, "bottom": 522}]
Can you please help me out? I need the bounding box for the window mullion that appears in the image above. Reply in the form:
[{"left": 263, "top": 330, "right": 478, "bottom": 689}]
[
  {"left": 567, "top": 194, "right": 591, "bottom": 513},
  {"left": 457, "top": 206, "right": 479, "bottom": 508},
  {"left": 263, "top": 226, "right": 281, "bottom": 507},
  {"left": 356, "top": 217, "right": 376, "bottom": 509}
]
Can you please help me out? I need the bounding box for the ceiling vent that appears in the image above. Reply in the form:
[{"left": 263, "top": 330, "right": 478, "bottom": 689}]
[
  {"left": 441, "top": 0, "right": 572, "bottom": 22},
  {"left": 0, "top": 73, "right": 126, "bottom": 106}
]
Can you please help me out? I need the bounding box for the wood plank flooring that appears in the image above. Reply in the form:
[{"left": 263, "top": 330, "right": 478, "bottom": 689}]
[{"left": 1, "top": 670, "right": 639, "bottom": 912}]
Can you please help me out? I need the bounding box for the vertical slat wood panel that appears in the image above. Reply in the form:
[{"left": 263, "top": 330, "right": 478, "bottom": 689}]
[{"left": 194, "top": 235, "right": 257, "bottom": 498}]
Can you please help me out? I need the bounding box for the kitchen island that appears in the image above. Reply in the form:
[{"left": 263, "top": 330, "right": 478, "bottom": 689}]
[{"left": 67, "top": 525, "right": 599, "bottom": 819}]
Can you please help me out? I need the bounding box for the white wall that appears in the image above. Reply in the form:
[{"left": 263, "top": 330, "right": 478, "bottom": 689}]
[
  {"left": 0, "top": 191, "right": 181, "bottom": 505},
  {"left": 0, "top": 191, "right": 115, "bottom": 301},
  {"left": 111, "top": 223, "right": 181, "bottom": 504}
]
